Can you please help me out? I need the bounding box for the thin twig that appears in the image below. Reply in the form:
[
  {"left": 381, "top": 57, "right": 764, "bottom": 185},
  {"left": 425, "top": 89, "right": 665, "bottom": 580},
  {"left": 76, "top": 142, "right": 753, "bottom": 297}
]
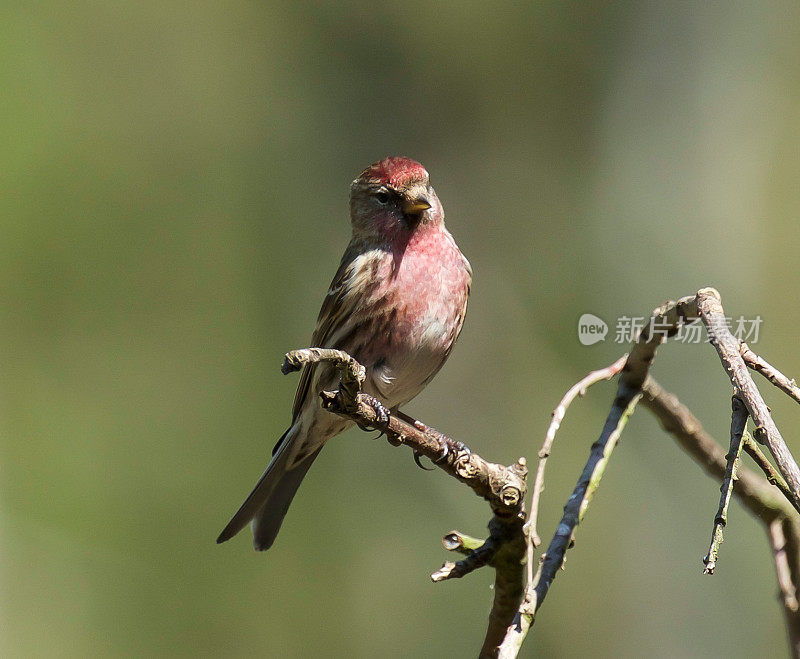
[
  {"left": 529, "top": 385, "right": 641, "bottom": 607},
  {"left": 703, "top": 394, "right": 748, "bottom": 574},
  {"left": 431, "top": 546, "right": 497, "bottom": 582},
  {"left": 641, "top": 378, "right": 792, "bottom": 519},
  {"left": 499, "top": 296, "right": 698, "bottom": 658},
  {"left": 741, "top": 342, "right": 800, "bottom": 406},
  {"left": 641, "top": 379, "right": 800, "bottom": 657},
  {"left": 499, "top": 385, "right": 641, "bottom": 658},
  {"left": 697, "top": 288, "right": 800, "bottom": 510},
  {"left": 770, "top": 518, "right": 800, "bottom": 612},
  {"left": 525, "top": 355, "right": 628, "bottom": 588},
  {"left": 743, "top": 435, "right": 800, "bottom": 514}
]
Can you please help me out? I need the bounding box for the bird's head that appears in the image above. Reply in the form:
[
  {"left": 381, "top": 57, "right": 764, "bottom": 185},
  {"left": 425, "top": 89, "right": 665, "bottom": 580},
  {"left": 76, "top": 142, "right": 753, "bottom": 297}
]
[{"left": 349, "top": 156, "right": 442, "bottom": 242}]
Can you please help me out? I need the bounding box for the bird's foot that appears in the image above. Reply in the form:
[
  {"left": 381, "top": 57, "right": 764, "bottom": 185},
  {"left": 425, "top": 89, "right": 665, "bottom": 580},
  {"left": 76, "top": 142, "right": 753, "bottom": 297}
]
[
  {"left": 363, "top": 395, "right": 390, "bottom": 425},
  {"left": 434, "top": 436, "right": 468, "bottom": 464}
]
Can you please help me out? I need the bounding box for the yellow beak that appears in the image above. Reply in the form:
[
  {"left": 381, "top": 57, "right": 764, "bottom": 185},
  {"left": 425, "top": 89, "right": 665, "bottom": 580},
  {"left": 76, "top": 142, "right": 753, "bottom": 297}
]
[{"left": 402, "top": 195, "right": 432, "bottom": 215}]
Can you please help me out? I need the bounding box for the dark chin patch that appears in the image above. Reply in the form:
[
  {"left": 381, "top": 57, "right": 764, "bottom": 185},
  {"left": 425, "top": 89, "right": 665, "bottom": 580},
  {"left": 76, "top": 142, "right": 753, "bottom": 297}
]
[{"left": 403, "top": 213, "right": 422, "bottom": 229}]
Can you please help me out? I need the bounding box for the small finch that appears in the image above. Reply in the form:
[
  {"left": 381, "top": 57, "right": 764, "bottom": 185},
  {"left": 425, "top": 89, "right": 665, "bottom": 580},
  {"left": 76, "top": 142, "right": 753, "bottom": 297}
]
[{"left": 217, "top": 156, "right": 472, "bottom": 550}]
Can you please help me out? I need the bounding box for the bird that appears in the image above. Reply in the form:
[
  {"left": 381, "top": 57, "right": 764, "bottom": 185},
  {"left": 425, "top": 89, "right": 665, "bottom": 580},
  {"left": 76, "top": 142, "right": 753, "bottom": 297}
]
[{"left": 216, "top": 156, "right": 472, "bottom": 551}]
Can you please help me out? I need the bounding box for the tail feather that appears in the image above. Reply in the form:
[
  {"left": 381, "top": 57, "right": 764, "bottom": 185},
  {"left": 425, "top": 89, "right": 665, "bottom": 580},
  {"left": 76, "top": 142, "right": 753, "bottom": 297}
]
[
  {"left": 216, "top": 426, "right": 320, "bottom": 549},
  {"left": 251, "top": 449, "right": 320, "bottom": 551}
]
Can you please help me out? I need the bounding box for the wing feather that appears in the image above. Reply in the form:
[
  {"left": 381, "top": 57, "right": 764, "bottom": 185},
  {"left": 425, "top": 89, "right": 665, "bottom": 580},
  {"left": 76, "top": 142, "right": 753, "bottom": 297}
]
[{"left": 289, "top": 243, "right": 380, "bottom": 422}]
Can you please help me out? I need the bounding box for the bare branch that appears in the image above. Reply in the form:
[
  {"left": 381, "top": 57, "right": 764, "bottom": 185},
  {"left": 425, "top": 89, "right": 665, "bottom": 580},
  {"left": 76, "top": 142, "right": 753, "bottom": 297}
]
[
  {"left": 523, "top": 355, "right": 627, "bottom": 598},
  {"left": 282, "top": 348, "right": 365, "bottom": 405},
  {"left": 321, "top": 390, "right": 527, "bottom": 517},
  {"left": 641, "top": 378, "right": 793, "bottom": 519},
  {"left": 697, "top": 288, "right": 800, "bottom": 510},
  {"left": 527, "top": 355, "right": 628, "bottom": 552},
  {"left": 741, "top": 342, "right": 800, "bottom": 406},
  {"left": 480, "top": 517, "right": 526, "bottom": 659},
  {"left": 433, "top": 532, "right": 501, "bottom": 583},
  {"left": 500, "top": 289, "right": 800, "bottom": 657},
  {"left": 641, "top": 379, "right": 800, "bottom": 657},
  {"left": 743, "top": 435, "right": 800, "bottom": 514},
  {"left": 431, "top": 552, "right": 494, "bottom": 582},
  {"left": 499, "top": 383, "right": 641, "bottom": 657},
  {"left": 282, "top": 347, "right": 527, "bottom": 659},
  {"left": 703, "top": 394, "right": 748, "bottom": 574},
  {"left": 499, "top": 296, "right": 698, "bottom": 657},
  {"left": 770, "top": 517, "right": 800, "bottom": 659},
  {"left": 284, "top": 286, "right": 800, "bottom": 658}
]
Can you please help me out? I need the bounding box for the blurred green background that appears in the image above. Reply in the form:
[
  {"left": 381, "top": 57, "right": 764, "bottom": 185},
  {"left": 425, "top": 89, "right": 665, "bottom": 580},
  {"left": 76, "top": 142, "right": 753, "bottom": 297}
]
[{"left": 2, "top": 2, "right": 800, "bottom": 657}]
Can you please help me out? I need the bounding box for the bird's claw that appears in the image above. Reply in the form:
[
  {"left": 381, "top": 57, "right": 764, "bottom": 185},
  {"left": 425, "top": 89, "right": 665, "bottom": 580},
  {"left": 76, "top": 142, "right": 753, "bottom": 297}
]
[
  {"left": 356, "top": 423, "right": 384, "bottom": 440},
  {"left": 413, "top": 450, "right": 434, "bottom": 471}
]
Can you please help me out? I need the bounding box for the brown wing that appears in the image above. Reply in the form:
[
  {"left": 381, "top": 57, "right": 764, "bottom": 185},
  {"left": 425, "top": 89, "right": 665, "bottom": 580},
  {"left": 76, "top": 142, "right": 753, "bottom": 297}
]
[{"left": 289, "top": 243, "right": 364, "bottom": 422}]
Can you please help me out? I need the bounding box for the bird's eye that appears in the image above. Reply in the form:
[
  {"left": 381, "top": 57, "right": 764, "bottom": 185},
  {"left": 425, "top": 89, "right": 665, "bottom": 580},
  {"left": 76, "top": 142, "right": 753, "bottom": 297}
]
[{"left": 375, "top": 191, "right": 389, "bottom": 204}]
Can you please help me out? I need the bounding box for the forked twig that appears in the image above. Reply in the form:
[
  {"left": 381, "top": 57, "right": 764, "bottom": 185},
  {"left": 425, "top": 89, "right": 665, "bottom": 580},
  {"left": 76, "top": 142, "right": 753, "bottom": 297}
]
[
  {"left": 525, "top": 355, "right": 628, "bottom": 583},
  {"left": 500, "top": 288, "right": 800, "bottom": 658},
  {"left": 500, "top": 295, "right": 698, "bottom": 657},
  {"left": 697, "top": 288, "right": 800, "bottom": 510},
  {"left": 642, "top": 378, "right": 800, "bottom": 657}
]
